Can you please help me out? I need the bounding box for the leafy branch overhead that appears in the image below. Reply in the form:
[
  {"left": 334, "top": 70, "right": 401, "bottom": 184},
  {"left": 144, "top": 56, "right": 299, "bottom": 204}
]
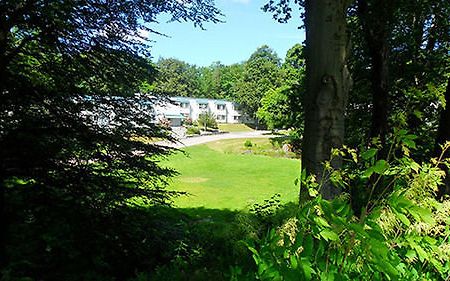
[{"left": 0, "top": 1, "right": 221, "bottom": 277}]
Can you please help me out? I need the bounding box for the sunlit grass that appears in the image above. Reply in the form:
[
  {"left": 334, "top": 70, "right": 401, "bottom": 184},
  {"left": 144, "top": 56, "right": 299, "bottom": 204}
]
[
  {"left": 218, "top": 123, "right": 254, "bottom": 132},
  {"left": 164, "top": 140, "right": 300, "bottom": 210}
]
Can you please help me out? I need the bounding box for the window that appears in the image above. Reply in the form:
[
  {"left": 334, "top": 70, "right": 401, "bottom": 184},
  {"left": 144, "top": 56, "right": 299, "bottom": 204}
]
[
  {"left": 233, "top": 116, "right": 240, "bottom": 121},
  {"left": 216, "top": 104, "right": 225, "bottom": 110},
  {"left": 217, "top": 115, "right": 226, "bottom": 121},
  {"left": 198, "top": 103, "right": 207, "bottom": 109},
  {"left": 180, "top": 102, "right": 189, "bottom": 108}
]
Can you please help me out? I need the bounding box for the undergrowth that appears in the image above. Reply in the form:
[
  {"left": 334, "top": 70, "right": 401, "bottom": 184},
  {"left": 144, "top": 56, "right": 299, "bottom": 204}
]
[{"left": 242, "top": 131, "right": 450, "bottom": 280}]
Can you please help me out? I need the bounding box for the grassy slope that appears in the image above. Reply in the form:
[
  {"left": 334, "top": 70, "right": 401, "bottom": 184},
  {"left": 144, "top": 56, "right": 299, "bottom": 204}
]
[
  {"left": 217, "top": 123, "right": 254, "bottom": 132},
  {"left": 164, "top": 142, "right": 300, "bottom": 210},
  {"left": 205, "top": 138, "right": 298, "bottom": 158}
]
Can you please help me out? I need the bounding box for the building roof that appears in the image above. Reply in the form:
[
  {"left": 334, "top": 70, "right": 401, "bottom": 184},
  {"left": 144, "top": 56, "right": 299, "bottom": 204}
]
[
  {"left": 171, "top": 97, "right": 191, "bottom": 103},
  {"left": 165, "top": 113, "right": 184, "bottom": 119},
  {"left": 170, "top": 96, "right": 233, "bottom": 105}
]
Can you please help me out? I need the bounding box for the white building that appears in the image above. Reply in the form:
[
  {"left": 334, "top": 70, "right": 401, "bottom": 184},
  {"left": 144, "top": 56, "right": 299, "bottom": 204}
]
[{"left": 154, "top": 97, "right": 247, "bottom": 127}]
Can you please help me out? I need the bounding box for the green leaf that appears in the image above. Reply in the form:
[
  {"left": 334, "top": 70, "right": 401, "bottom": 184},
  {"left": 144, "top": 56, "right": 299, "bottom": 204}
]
[
  {"left": 405, "top": 250, "right": 417, "bottom": 260},
  {"left": 402, "top": 139, "right": 416, "bottom": 149},
  {"left": 314, "top": 217, "right": 331, "bottom": 228},
  {"left": 413, "top": 243, "right": 427, "bottom": 262},
  {"left": 300, "top": 258, "right": 313, "bottom": 280},
  {"left": 303, "top": 235, "right": 314, "bottom": 257},
  {"left": 290, "top": 255, "right": 298, "bottom": 269},
  {"left": 320, "top": 271, "right": 335, "bottom": 281},
  {"left": 362, "top": 148, "right": 378, "bottom": 160},
  {"left": 319, "top": 229, "right": 339, "bottom": 241},
  {"left": 409, "top": 206, "right": 435, "bottom": 224},
  {"left": 373, "top": 160, "right": 389, "bottom": 174},
  {"left": 363, "top": 167, "right": 374, "bottom": 178},
  {"left": 397, "top": 212, "right": 411, "bottom": 226},
  {"left": 348, "top": 223, "right": 367, "bottom": 238}
]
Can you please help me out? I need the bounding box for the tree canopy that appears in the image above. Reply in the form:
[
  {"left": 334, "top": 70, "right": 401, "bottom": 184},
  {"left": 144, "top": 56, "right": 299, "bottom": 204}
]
[{"left": 0, "top": 0, "right": 221, "bottom": 278}]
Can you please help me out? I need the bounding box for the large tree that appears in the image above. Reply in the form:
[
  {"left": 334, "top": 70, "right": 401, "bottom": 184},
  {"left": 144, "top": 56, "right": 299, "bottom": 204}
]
[
  {"left": 0, "top": 0, "right": 220, "bottom": 276},
  {"left": 264, "top": 0, "right": 352, "bottom": 198},
  {"left": 153, "top": 57, "right": 202, "bottom": 97},
  {"left": 302, "top": 0, "right": 353, "bottom": 199},
  {"left": 235, "top": 45, "right": 282, "bottom": 123},
  {"left": 257, "top": 44, "right": 306, "bottom": 130},
  {"left": 356, "top": 0, "right": 394, "bottom": 145}
]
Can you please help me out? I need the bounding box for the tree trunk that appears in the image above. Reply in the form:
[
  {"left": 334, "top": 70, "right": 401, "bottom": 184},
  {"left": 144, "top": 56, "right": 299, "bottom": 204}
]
[
  {"left": 302, "top": 0, "right": 352, "bottom": 199},
  {"left": 357, "top": 0, "right": 391, "bottom": 145},
  {"left": 435, "top": 78, "right": 450, "bottom": 197}
]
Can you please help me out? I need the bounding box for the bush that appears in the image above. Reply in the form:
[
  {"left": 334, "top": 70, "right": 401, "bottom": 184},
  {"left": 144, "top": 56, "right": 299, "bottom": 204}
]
[
  {"left": 182, "top": 117, "right": 193, "bottom": 126},
  {"left": 197, "top": 112, "right": 218, "bottom": 130},
  {"left": 186, "top": 126, "right": 200, "bottom": 135},
  {"left": 245, "top": 133, "right": 450, "bottom": 281},
  {"left": 244, "top": 140, "right": 253, "bottom": 148}
]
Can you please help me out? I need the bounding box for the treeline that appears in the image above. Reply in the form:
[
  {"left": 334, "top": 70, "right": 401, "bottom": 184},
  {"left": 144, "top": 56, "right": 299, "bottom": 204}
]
[{"left": 152, "top": 44, "right": 305, "bottom": 129}]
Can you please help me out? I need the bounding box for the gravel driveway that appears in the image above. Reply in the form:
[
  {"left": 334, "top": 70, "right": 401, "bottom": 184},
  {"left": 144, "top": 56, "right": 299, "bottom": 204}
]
[{"left": 157, "top": 130, "right": 275, "bottom": 148}]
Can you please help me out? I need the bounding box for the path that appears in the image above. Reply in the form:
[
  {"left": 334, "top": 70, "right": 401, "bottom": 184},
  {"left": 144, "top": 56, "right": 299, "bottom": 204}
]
[{"left": 157, "top": 130, "right": 275, "bottom": 148}]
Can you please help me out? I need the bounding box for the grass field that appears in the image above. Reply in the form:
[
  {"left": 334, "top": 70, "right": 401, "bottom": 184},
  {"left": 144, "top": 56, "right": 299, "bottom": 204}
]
[
  {"left": 164, "top": 139, "right": 300, "bottom": 210},
  {"left": 205, "top": 137, "right": 298, "bottom": 158},
  {"left": 217, "top": 123, "right": 254, "bottom": 132}
]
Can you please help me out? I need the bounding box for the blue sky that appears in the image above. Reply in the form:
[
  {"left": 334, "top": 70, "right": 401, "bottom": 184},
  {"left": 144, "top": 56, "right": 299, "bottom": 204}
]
[{"left": 147, "top": 0, "right": 305, "bottom": 67}]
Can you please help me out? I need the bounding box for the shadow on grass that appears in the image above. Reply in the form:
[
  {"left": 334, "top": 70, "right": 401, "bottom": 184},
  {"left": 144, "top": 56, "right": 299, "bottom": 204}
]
[{"left": 5, "top": 186, "right": 299, "bottom": 281}]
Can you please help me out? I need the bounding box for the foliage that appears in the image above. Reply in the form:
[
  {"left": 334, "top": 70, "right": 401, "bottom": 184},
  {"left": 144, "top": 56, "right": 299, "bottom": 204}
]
[
  {"left": 186, "top": 125, "right": 201, "bottom": 135},
  {"left": 257, "top": 86, "right": 294, "bottom": 130},
  {"left": 234, "top": 45, "right": 283, "bottom": 120},
  {"left": 245, "top": 135, "right": 450, "bottom": 280},
  {"left": 250, "top": 193, "right": 282, "bottom": 219},
  {"left": 345, "top": 0, "right": 450, "bottom": 157},
  {"left": 153, "top": 58, "right": 202, "bottom": 97},
  {"left": 244, "top": 140, "right": 254, "bottom": 148},
  {"left": 270, "top": 130, "right": 302, "bottom": 153},
  {"left": 197, "top": 112, "right": 218, "bottom": 130},
  {"left": 0, "top": 0, "right": 221, "bottom": 278}
]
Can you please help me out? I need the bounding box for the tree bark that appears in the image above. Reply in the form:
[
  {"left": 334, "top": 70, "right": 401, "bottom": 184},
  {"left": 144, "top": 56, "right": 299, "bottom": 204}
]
[
  {"left": 302, "top": 0, "right": 352, "bottom": 199},
  {"left": 435, "top": 78, "right": 450, "bottom": 197},
  {"left": 357, "top": 0, "right": 391, "bottom": 145}
]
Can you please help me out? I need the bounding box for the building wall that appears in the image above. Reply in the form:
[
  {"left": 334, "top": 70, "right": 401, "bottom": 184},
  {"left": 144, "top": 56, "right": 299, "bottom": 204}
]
[{"left": 166, "top": 97, "right": 246, "bottom": 124}]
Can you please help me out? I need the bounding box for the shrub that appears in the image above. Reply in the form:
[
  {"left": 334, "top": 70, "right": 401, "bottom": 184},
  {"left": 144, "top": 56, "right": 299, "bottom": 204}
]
[
  {"left": 245, "top": 133, "right": 450, "bottom": 281},
  {"left": 186, "top": 126, "right": 200, "bottom": 135},
  {"left": 182, "top": 117, "right": 193, "bottom": 126},
  {"left": 244, "top": 140, "right": 253, "bottom": 148},
  {"left": 197, "top": 112, "right": 218, "bottom": 130}
]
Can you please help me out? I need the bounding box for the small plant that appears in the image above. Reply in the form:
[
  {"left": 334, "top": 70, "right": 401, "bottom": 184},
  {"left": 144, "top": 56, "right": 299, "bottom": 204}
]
[
  {"left": 249, "top": 194, "right": 281, "bottom": 219},
  {"left": 186, "top": 126, "right": 200, "bottom": 135},
  {"left": 244, "top": 140, "right": 253, "bottom": 148},
  {"left": 197, "top": 112, "right": 218, "bottom": 130},
  {"left": 182, "top": 117, "right": 193, "bottom": 126},
  {"left": 158, "top": 117, "right": 171, "bottom": 128}
]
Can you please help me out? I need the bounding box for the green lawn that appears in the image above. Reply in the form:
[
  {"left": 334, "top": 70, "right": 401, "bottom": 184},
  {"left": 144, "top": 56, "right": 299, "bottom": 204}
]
[
  {"left": 217, "top": 123, "right": 254, "bottom": 132},
  {"left": 164, "top": 140, "right": 300, "bottom": 210}
]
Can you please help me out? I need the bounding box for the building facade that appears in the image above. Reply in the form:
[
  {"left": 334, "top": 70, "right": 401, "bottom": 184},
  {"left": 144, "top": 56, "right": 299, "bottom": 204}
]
[{"left": 154, "top": 97, "right": 247, "bottom": 127}]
